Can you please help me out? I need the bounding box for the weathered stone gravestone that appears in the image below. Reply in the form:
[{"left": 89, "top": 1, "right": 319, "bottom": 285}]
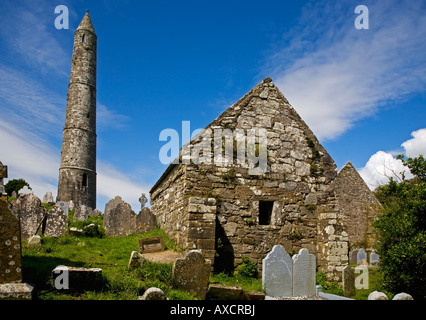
[
  {"left": 56, "top": 201, "right": 69, "bottom": 215},
  {"left": 349, "top": 247, "right": 358, "bottom": 264},
  {"left": 139, "top": 193, "right": 148, "bottom": 209},
  {"left": 292, "top": 248, "right": 316, "bottom": 297},
  {"left": 0, "top": 162, "right": 34, "bottom": 299},
  {"left": 135, "top": 207, "right": 157, "bottom": 234},
  {"left": 357, "top": 248, "right": 367, "bottom": 265},
  {"left": 138, "top": 287, "right": 167, "bottom": 300},
  {"left": 0, "top": 197, "right": 22, "bottom": 284},
  {"left": 172, "top": 250, "right": 211, "bottom": 299},
  {"left": 342, "top": 265, "right": 355, "bottom": 297},
  {"left": 138, "top": 237, "right": 164, "bottom": 253},
  {"left": 43, "top": 192, "right": 54, "bottom": 204},
  {"left": 262, "top": 245, "right": 293, "bottom": 297},
  {"left": 44, "top": 205, "right": 67, "bottom": 238},
  {"left": 52, "top": 266, "right": 103, "bottom": 292},
  {"left": 74, "top": 204, "right": 88, "bottom": 221},
  {"left": 128, "top": 251, "right": 145, "bottom": 270},
  {"left": 369, "top": 250, "right": 379, "bottom": 267},
  {"left": 11, "top": 193, "right": 46, "bottom": 239},
  {"left": 18, "top": 186, "right": 33, "bottom": 195},
  {"left": 103, "top": 197, "right": 138, "bottom": 237}
]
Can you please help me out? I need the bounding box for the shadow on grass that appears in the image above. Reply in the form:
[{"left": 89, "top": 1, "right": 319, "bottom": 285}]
[{"left": 22, "top": 255, "right": 87, "bottom": 299}]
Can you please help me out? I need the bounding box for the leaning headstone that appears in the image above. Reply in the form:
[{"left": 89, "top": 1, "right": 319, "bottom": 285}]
[
  {"left": 172, "top": 250, "right": 211, "bottom": 299},
  {"left": 128, "top": 251, "right": 145, "bottom": 270},
  {"left": 292, "top": 248, "right": 316, "bottom": 297},
  {"left": 90, "top": 209, "right": 102, "bottom": 216},
  {"left": 357, "top": 248, "right": 367, "bottom": 265},
  {"left": 27, "top": 235, "right": 42, "bottom": 247},
  {"left": 44, "top": 205, "right": 67, "bottom": 238},
  {"left": 18, "top": 186, "right": 33, "bottom": 195},
  {"left": 138, "top": 287, "right": 167, "bottom": 300},
  {"left": 11, "top": 191, "right": 17, "bottom": 198},
  {"left": 342, "top": 265, "right": 355, "bottom": 297},
  {"left": 43, "top": 192, "right": 54, "bottom": 204},
  {"left": 262, "top": 245, "right": 293, "bottom": 297},
  {"left": 392, "top": 292, "right": 414, "bottom": 300},
  {"left": 56, "top": 201, "right": 69, "bottom": 216},
  {"left": 369, "top": 250, "right": 379, "bottom": 267},
  {"left": 11, "top": 193, "right": 46, "bottom": 239},
  {"left": 368, "top": 291, "right": 389, "bottom": 300}
]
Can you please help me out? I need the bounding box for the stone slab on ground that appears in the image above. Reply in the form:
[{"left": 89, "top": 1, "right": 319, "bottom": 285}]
[
  {"left": 142, "top": 250, "right": 184, "bottom": 264},
  {"left": 0, "top": 283, "right": 34, "bottom": 300}
]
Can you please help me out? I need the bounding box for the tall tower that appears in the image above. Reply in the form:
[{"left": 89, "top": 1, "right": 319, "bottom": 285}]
[{"left": 57, "top": 10, "right": 97, "bottom": 210}]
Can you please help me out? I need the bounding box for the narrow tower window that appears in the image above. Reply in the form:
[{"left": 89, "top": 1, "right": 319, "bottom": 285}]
[
  {"left": 82, "top": 34, "right": 85, "bottom": 42},
  {"left": 82, "top": 173, "right": 88, "bottom": 187},
  {"left": 259, "top": 201, "right": 274, "bottom": 225}
]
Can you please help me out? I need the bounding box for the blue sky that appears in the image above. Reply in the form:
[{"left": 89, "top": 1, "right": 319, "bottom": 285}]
[{"left": 1, "top": 0, "right": 425, "bottom": 211}]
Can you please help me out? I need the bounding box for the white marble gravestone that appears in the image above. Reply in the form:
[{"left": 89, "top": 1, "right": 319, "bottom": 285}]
[
  {"left": 262, "top": 245, "right": 293, "bottom": 297},
  {"left": 292, "top": 248, "right": 316, "bottom": 297}
]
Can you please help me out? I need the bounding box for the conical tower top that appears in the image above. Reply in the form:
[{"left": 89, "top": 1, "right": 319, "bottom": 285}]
[{"left": 76, "top": 10, "right": 95, "bottom": 34}]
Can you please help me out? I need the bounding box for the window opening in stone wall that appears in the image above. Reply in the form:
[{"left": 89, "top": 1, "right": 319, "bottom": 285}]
[
  {"left": 82, "top": 34, "right": 85, "bottom": 42},
  {"left": 259, "top": 201, "right": 274, "bottom": 225},
  {"left": 82, "top": 173, "right": 87, "bottom": 188}
]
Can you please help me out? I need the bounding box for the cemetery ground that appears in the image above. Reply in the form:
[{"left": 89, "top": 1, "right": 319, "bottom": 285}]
[{"left": 19, "top": 209, "right": 385, "bottom": 300}]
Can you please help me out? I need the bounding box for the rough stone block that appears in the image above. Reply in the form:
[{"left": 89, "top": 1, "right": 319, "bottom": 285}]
[{"left": 138, "top": 237, "right": 164, "bottom": 253}]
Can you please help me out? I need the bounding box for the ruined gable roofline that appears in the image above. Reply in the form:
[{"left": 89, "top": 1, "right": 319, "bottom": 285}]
[
  {"left": 149, "top": 76, "right": 336, "bottom": 194},
  {"left": 150, "top": 77, "right": 275, "bottom": 195}
]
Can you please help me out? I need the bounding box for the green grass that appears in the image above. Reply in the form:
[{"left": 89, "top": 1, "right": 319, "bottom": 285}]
[
  {"left": 209, "top": 272, "right": 263, "bottom": 294},
  {"left": 22, "top": 228, "right": 194, "bottom": 300}
]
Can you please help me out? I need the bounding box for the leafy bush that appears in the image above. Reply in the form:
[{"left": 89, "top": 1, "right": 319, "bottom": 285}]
[
  {"left": 373, "top": 154, "right": 426, "bottom": 299},
  {"left": 4, "top": 178, "right": 30, "bottom": 196},
  {"left": 235, "top": 257, "right": 258, "bottom": 278}
]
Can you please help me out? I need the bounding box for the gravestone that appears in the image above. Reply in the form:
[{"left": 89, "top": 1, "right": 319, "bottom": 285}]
[
  {"left": 172, "top": 250, "right": 211, "bottom": 299},
  {"left": 135, "top": 207, "right": 157, "bottom": 234},
  {"left": 262, "top": 245, "right": 293, "bottom": 297},
  {"left": 52, "top": 266, "right": 103, "bottom": 292},
  {"left": 43, "top": 192, "right": 54, "bottom": 204},
  {"left": 138, "top": 237, "right": 164, "bottom": 253},
  {"left": 292, "top": 248, "right": 316, "bottom": 297},
  {"left": 74, "top": 204, "right": 88, "bottom": 221},
  {"left": 12, "top": 193, "right": 46, "bottom": 239},
  {"left": 0, "top": 196, "right": 22, "bottom": 284},
  {"left": 18, "top": 186, "right": 33, "bottom": 195},
  {"left": 11, "top": 191, "right": 17, "bottom": 198},
  {"left": 138, "top": 287, "right": 167, "bottom": 300},
  {"left": 103, "top": 199, "right": 137, "bottom": 237},
  {"left": 56, "top": 201, "right": 69, "bottom": 215},
  {"left": 0, "top": 162, "right": 34, "bottom": 299},
  {"left": 44, "top": 205, "right": 67, "bottom": 238},
  {"left": 342, "top": 265, "right": 355, "bottom": 297},
  {"left": 356, "top": 248, "right": 367, "bottom": 265},
  {"left": 139, "top": 193, "right": 148, "bottom": 210},
  {"left": 349, "top": 247, "right": 358, "bottom": 264},
  {"left": 369, "top": 250, "right": 379, "bottom": 267},
  {"left": 128, "top": 251, "right": 145, "bottom": 270}
]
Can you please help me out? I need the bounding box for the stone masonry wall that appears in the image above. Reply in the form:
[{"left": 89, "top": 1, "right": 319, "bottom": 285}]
[{"left": 151, "top": 78, "right": 350, "bottom": 281}]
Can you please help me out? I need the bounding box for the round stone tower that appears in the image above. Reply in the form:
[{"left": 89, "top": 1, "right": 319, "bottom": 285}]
[{"left": 57, "top": 10, "right": 97, "bottom": 210}]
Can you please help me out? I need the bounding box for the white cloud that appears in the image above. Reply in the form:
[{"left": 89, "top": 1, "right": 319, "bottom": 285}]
[
  {"left": 265, "top": 0, "right": 426, "bottom": 141},
  {"left": 358, "top": 127, "right": 426, "bottom": 190},
  {"left": 97, "top": 103, "right": 130, "bottom": 132},
  {"left": 401, "top": 128, "right": 426, "bottom": 158},
  {"left": 0, "top": 120, "right": 60, "bottom": 199},
  {"left": 358, "top": 151, "right": 412, "bottom": 190}
]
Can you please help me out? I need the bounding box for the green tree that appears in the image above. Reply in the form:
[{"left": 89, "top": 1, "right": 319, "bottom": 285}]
[
  {"left": 374, "top": 154, "right": 426, "bottom": 299},
  {"left": 4, "top": 178, "right": 30, "bottom": 196}
]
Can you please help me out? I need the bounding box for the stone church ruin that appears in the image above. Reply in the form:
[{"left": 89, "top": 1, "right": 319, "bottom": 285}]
[{"left": 150, "top": 77, "right": 382, "bottom": 282}]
